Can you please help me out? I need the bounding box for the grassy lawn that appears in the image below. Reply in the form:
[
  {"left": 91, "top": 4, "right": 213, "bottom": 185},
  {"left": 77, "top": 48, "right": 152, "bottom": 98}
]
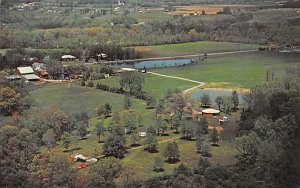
[
  {"left": 135, "top": 41, "right": 259, "bottom": 58},
  {"left": 151, "top": 52, "right": 300, "bottom": 88},
  {"left": 96, "top": 73, "right": 198, "bottom": 99},
  {"left": 29, "top": 83, "right": 154, "bottom": 121}
]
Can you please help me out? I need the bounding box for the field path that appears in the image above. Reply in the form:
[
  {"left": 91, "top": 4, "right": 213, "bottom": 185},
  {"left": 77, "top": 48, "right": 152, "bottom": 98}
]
[
  {"left": 147, "top": 71, "right": 206, "bottom": 94},
  {"left": 147, "top": 71, "right": 205, "bottom": 85}
]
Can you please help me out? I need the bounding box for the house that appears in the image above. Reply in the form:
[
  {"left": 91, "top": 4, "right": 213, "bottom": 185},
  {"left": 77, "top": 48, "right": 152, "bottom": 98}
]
[
  {"left": 73, "top": 154, "right": 88, "bottom": 162},
  {"left": 16, "top": 66, "right": 40, "bottom": 81}
]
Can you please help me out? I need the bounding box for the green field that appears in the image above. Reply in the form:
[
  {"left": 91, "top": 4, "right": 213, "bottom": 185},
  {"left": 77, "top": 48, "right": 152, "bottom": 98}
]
[
  {"left": 151, "top": 52, "right": 300, "bottom": 88},
  {"left": 96, "top": 74, "right": 198, "bottom": 99},
  {"left": 30, "top": 83, "right": 154, "bottom": 121},
  {"left": 135, "top": 41, "right": 259, "bottom": 58}
]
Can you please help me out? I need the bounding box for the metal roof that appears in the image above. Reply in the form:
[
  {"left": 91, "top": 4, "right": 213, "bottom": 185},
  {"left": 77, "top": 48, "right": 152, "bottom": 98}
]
[
  {"left": 17, "top": 66, "right": 34, "bottom": 74},
  {"left": 202, "top": 109, "right": 220, "bottom": 114},
  {"left": 22, "top": 74, "right": 40, "bottom": 80},
  {"left": 62, "top": 55, "right": 76, "bottom": 59}
]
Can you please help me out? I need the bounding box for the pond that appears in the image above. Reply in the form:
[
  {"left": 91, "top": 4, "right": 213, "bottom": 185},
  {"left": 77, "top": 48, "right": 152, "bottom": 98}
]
[
  {"left": 108, "top": 58, "right": 192, "bottom": 69},
  {"left": 192, "top": 89, "right": 244, "bottom": 104}
]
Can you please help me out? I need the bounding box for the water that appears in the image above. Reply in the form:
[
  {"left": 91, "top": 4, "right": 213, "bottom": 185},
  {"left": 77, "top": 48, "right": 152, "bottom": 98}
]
[
  {"left": 192, "top": 89, "right": 244, "bottom": 104},
  {"left": 108, "top": 58, "right": 192, "bottom": 69}
]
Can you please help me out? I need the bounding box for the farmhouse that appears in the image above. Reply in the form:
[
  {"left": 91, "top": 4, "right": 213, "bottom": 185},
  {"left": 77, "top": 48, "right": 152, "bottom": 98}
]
[{"left": 16, "top": 66, "right": 40, "bottom": 81}]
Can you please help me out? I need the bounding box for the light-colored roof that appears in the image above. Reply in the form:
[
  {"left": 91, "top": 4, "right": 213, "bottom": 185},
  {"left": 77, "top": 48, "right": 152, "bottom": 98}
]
[
  {"left": 202, "top": 109, "right": 220, "bottom": 114},
  {"left": 120, "top": 68, "right": 138, "bottom": 71},
  {"left": 17, "top": 66, "right": 34, "bottom": 74},
  {"left": 22, "top": 74, "right": 40, "bottom": 80},
  {"left": 62, "top": 55, "right": 76, "bottom": 59}
]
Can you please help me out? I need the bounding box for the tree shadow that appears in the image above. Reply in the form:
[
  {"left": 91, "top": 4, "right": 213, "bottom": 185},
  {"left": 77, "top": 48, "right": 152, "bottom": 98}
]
[
  {"left": 81, "top": 137, "right": 88, "bottom": 140},
  {"left": 179, "top": 137, "right": 197, "bottom": 141},
  {"left": 153, "top": 168, "right": 165, "bottom": 173},
  {"left": 63, "top": 147, "right": 82, "bottom": 153},
  {"left": 97, "top": 140, "right": 104, "bottom": 144},
  {"left": 211, "top": 143, "right": 219, "bottom": 147},
  {"left": 144, "top": 148, "right": 159, "bottom": 153},
  {"left": 165, "top": 158, "right": 180, "bottom": 164},
  {"left": 130, "top": 143, "right": 142, "bottom": 147}
]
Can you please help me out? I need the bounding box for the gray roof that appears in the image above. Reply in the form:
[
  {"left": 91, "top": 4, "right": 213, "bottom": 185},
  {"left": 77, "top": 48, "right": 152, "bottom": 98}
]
[
  {"left": 17, "top": 66, "right": 34, "bottom": 74},
  {"left": 22, "top": 74, "right": 40, "bottom": 81}
]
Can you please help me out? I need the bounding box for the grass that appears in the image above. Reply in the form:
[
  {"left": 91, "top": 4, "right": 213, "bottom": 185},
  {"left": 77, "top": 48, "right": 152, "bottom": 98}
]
[
  {"left": 95, "top": 73, "right": 198, "bottom": 99},
  {"left": 135, "top": 41, "right": 259, "bottom": 58},
  {"left": 151, "top": 52, "right": 300, "bottom": 88},
  {"left": 29, "top": 83, "right": 154, "bottom": 123}
]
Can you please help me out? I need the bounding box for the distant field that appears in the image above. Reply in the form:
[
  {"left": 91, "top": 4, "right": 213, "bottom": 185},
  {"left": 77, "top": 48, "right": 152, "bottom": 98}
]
[
  {"left": 151, "top": 52, "right": 300, "bottom": 88},
  {"left": 129, "top": 10, "right": 173, "bottom": 23},
  {"left": 135, "top": 41, "right": 259, "bottom": 58},
  {"left": 96, "top": 74, "right": 198, "bottom": 99}
]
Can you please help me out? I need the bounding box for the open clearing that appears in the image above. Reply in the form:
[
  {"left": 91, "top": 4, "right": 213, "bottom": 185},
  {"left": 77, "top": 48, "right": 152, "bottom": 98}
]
[{"left": 151, "top": 52, "right": 300, "bottom": 88}]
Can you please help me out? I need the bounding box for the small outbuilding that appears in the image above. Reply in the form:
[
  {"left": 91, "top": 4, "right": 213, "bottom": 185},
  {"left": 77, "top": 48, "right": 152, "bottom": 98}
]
[
  {"left": 62, "top": 55, "right": 76, "bottom": 61},
  {"left": 202, "top": 109, "right": 220, "bottom": 117}
]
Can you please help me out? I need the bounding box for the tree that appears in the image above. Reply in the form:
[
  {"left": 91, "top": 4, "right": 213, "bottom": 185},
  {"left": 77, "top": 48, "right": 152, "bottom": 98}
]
[
  {"left": 130, "top": 132, "right": 141, "bottom": 146},
  {"left": 120, "top": 71, "right": 145, "bottom": 94},
  {"left": 164, "top": 142, "right": 180, "bottom": 163},
  {"left": 146, "top": 95, "right": 156, "bottom": 109},
  {"left": 153, "top": 157, "right": 164, "bottom": 172},
  {"left": 75, "top": 121, "right": 88, "bottom": 139},
  {"left": 198, "top": 140, "right": 211, "bottom": 157},
  {"left": 145, "top": 134, "right": 158, "bottom": 153},
  {"left": 124, "top": 95, "right": 132, "bottom": 110},
  {"left": 0, "top": 125, "right": 37, "bottom": 187},
  {"left": 103, "top": 134, "right": 126, "bottom": 158},
  {"left": 196, "top": 117, "right": 208, "bottom": 136},
  {"left": 222, "top": 96, "right": 233, "bottom": 113},
  {"left": 88, "top": 157, "right": 122, "bottom": 187},
  {"left": 0, "top": 87, "right": 22, "bottom": 115},
  {"left": 42, "top": 128, "right": 57, "bottom": 150},
  {"left": 231, "top": 90, "right": 239, "bottom": 110},
  {"left": 180, "top": 121, "right": 194, "bottom": 140},
  {"left": 161, "top": 120, "right": 168, "bottom": 136},
  {"left": 98, "top": 103, "right": 112, "bottom": 118},
  {"left": 194, "top": 157, "right": 211, "bottom": 175},
  {"left": 147, "top": 125, "right": 157, "bottom": 135},
  {"left": 215, "top": 96, "right": 223, "bottom": 111},
  {"left": 94, "top": 122, "right": 106, "bottom": 143},
  {"left": 201, "top": 94, "right": 211, "bottom": 107},
  {"left": 209, "top": 128, "right": 219, "bottom": 146},
  {"left": 173, "top": 164, "right": 194, "bottom": 177},
  {"left": 60, "top": 132, "right": 71, "bottom": 151}
]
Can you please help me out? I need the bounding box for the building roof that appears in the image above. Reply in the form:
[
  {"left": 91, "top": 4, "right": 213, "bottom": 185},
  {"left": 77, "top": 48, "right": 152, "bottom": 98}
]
[
  {"left": 5, "top": 75, "right": 22, "bottom": 80},
  {"left": 202, "top": 109, "right": 220, "bottom": 114},
  {"left": 22, "top": 74, "right": 40, "bottom": 81},
  {"left": 62, "top": 55, "right": 76, "bottom": 59},
  {"left": 17, "top": 66, "right": 34, "bottom": 74},
  {"left": 120, "top": 68, "right": 138, "bottom": 72}
]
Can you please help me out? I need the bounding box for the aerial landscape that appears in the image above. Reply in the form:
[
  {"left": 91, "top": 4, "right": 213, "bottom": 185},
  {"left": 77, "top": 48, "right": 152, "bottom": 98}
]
[{"left": 0, "top": 0, "right": 300, "bottom": 187}]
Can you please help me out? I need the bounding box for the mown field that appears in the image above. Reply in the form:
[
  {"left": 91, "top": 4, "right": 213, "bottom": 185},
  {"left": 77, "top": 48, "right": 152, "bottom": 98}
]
[
  {"left": 151, "top": 52, "right": 300, "bottom": 88},
  {"left": 135, "top": 41, "right": 259, "bottom": 58},
  {"left": 95, "top": 73, "right": 198, "bottom": 99}
]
